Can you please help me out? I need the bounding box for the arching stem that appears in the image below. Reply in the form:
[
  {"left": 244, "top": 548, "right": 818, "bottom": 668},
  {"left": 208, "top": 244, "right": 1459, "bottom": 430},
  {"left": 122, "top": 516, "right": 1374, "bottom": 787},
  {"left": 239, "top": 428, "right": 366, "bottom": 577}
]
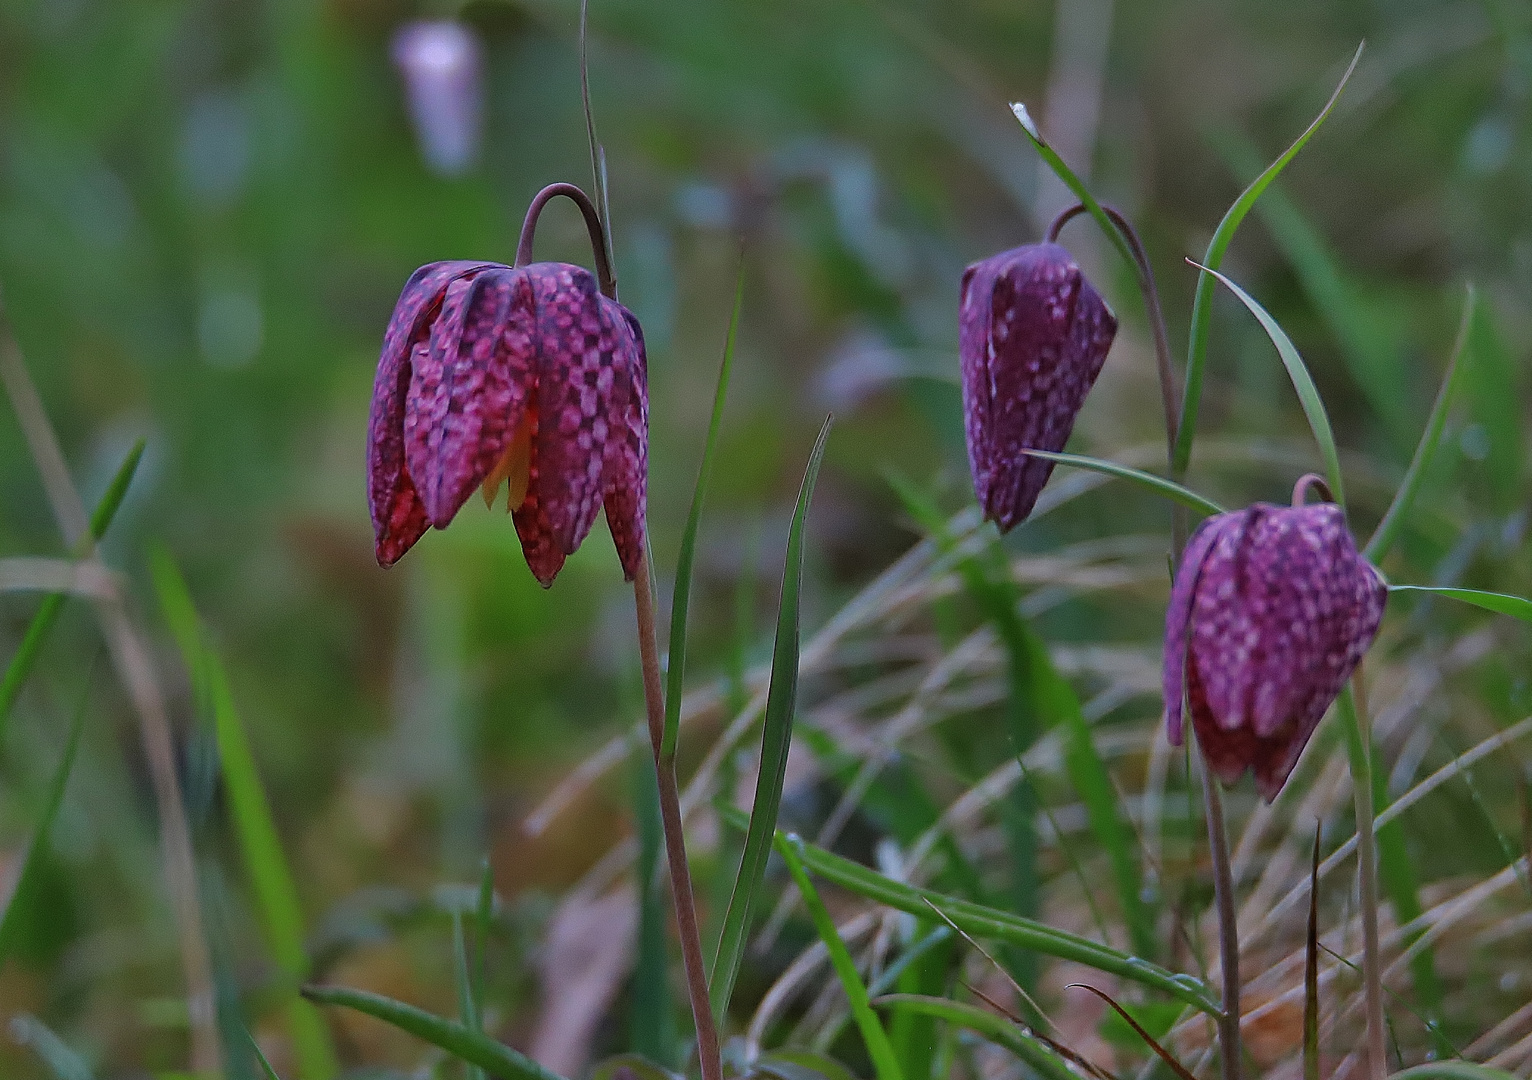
[{"left": 515, "top": 182, "right": 618, "bottom": 300}]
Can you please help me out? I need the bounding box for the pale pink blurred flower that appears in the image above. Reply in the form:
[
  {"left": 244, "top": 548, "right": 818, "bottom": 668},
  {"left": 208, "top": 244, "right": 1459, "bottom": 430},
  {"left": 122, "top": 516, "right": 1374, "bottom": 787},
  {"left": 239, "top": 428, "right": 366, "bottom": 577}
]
[{"left": 391, "top": 21, "right": 484, "bottom": 177}]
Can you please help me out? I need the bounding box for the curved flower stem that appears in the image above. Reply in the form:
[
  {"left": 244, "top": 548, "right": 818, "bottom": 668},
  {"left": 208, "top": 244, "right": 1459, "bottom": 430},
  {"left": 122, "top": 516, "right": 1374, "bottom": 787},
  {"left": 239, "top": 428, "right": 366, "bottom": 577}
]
[
  {"left": 633, "top": 559, "right": 723, "bottom": 1080},
  {"left": 1292, "top": 473, "right": 1336, "bottom": 507},
  {"left": 1047, "top": 202, "right": 1178, "bottom": 458},
  {"left": 515, "top": 182, "right": 618, "bottom": 300}
]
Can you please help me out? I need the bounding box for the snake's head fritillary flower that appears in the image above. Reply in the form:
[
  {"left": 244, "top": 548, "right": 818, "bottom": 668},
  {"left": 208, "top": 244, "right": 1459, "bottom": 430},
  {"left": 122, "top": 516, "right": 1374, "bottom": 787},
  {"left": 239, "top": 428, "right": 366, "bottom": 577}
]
[
  {"left": 959, "top": 242, "right": 1117, "bottom": 531},
  {"left": 367, "top": 259, "right": 647, "bottom": 586},
  {"left": 1162, "top": 498, "right": 1387, "bottom": 800}
]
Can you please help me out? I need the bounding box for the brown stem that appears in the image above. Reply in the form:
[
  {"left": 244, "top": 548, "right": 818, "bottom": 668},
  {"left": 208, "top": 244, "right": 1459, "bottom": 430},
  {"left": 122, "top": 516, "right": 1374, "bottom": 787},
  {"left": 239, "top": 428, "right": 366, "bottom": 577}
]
[
  {"left": 1199, "top": 756, "right": 1242, "bottom": 1080},
  {"left": 1350, "top": 668, "right": 1387, "bottom": 1080},
  {"left": 1047, "top": 202, "right": 1178, "bottom": 457},
  {"left": 633, "top": 559, "right": 722, "bottom": 1080},
  {"left": 515, "top": 182, "right": 618, "bottom": 300},
  {"left": 1291, "top": 473, "right": 1335, "bottom": 507}
]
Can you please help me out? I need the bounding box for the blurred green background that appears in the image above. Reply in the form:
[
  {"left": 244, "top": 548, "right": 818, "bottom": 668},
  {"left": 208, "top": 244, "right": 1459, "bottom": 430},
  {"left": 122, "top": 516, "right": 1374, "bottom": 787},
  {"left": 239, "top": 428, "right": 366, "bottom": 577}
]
[{"left": 0, "top": 0, "right": 1528, "bottom": 1075}]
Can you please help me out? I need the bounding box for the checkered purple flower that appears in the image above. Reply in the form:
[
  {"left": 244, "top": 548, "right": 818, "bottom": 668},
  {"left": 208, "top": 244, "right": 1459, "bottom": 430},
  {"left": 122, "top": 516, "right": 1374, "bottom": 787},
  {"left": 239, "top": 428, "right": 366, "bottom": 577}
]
[
  {"left": 1162, "top": 500, "right": 1387, "bottom": 800},
  {"left": 959, "top": 242, "right": 1117, "bottom": 531},
  {"left": 367, "top": 259, "right": 647, "bottom": 586}
]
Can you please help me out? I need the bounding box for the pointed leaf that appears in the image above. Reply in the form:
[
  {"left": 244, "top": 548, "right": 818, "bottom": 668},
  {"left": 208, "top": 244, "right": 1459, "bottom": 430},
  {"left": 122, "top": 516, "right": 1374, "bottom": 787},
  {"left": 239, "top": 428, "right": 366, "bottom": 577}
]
[
  {"left": 1175, "top": 44, "right": 1363, "bottom": 475},
  {"left": 873, "top": 995, "right": 1077, "bottom": 1080},
  {"left": 1021, "top": 450, "right": 1225, "bottom": 516},
  {"left": 303, "top": 984, "right": 568, "bottom": 1080},
  {"left": 708, "top": 416, "right": 833, "bottom": 1021},
  {"left": 1009, "top": 103, "right": 1134, "bottom": 271},
  {"left": 1387, "top": 585, "right": 1532, "bottom": 623}
]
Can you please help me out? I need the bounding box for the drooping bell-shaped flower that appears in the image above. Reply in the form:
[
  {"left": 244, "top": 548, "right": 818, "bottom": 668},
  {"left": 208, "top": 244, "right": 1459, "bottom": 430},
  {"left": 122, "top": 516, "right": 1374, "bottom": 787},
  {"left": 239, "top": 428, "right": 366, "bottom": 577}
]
[
  {"left": 367, "top": 254, "right": 647, "bottom": 586},
  {"left": 959, "top": 241, "right": 1117, "bottom": 531},
  {"left": 1162, "top": 490, "right": 1387, "bottom": 800}
]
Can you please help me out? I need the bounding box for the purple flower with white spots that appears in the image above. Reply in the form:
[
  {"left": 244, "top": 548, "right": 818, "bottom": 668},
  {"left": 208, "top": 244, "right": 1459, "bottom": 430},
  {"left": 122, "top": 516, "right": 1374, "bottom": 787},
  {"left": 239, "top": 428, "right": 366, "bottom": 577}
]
[
  {"left": 1162, "top": 490, "right": 1387, "bottom": 800},
  {"left": 367, "top": 258, "right": 647, "bottom": 586},
  {"left": 959, "top": 242, "right": 1117, "bottom": 531}
]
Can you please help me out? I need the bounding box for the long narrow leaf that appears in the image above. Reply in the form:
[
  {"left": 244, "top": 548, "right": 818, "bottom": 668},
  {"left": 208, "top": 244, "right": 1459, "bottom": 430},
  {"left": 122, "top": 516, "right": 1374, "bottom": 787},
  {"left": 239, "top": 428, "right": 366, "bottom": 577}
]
[
  {"left": 1008, "top": 103, "right": 1134, "bottom": 270},
  {"left": 1365, "top": 286, "right": 1476, "bottom": 562},
  {"left": 0, "top": 671, "right": 90, "bottom": 967},
  {"left": 777, "top": 833, "right": 904, "bottom": 1080},
  {"left": 8, "top": 1014, "right": 94, "bottom": 1080},
  {"left": 150, "top": 548, "right": 339, "bottom": 1080},
  {"left": 663, "top": 261, "right": 743, "bottom": 757},
  {"left": 303, "top": 984, "right": 569, "bottom": 1080},
  {"left": 452, "top": 911, "right": 485, "bottom": 1080},
  {"left": 1387, "top": 585, "right": 1532, "bottom": 623},
  {"left": 787, "top": 831, "right": 1218, "bottom": 1013},
  {"left": 873, "top": 995, "right": 1077, "bottom": 1080},
  {"left": 0, "top": 438, "right": 144, "bottom": 740},
  {"left": 1390, "top": 1066, "right": 1520, "bottom": 1080},
  {"left": 708, "top": 416, "right": 833, "bottom": 1021},
  {"left": 1174, "top": 44, "right": 1363, "bottom": 476},
  {"left": 1189, "top": 262, "right": 1345, "bottom": 504},
  {"left": 1020, "top": 450, "right": 1225, "bottom": 516}
]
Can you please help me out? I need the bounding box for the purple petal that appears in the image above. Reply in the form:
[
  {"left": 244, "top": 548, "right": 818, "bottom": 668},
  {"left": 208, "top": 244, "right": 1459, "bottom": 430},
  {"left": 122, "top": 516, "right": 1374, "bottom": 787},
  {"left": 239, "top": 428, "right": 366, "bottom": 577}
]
[
  {"left": 602, "top": 308, "right": 648, "bottom": 581},
  {"left": 1162, "top": 513, "right": 1229, "bottom": 744},
  {"left": 402, "top": 267, "right": 536, "bottom": 527}
]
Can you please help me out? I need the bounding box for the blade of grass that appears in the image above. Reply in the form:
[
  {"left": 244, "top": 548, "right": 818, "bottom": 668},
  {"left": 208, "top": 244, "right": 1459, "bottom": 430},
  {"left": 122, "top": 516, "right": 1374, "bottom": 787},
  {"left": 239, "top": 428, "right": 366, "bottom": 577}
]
[
  {"left": 452, "top": 910, "right": 485, "bottom": 1080},
  {"left": 1019, "top": 450, "right": 1225, "bottom": 516},
  {"left": 785, "top": 830, "right": 1218, "bottom": 1014},
  {"left": 707, "top": 416, "right": 832, "bottom": 1022},
  {"left": 1174, "top": 44, "right": 1363, "bottom": 477},
  {"left": 0, "top": 438, "right": 144, "bottom": 742},
  {"left": 1338, "top": 682, "right": 1386, "bottom": 1080},
  {"left": 302, "top": 984, "right": 569, "bottom": 1080},
  {"left": 816, "top": 925, "right": 956, "bottom": 1056},
  {"left": 7, "top": 1015, "right": 94, "bottom": 1080},
  {"left": 150, "top": 547, "right": 339, "bottom": 1080},
  {"left": 1188, "top": 261, "right": 1345, "bottom": 505},
  {"left": 776, "top": 833, "right": 904, "bottom": 1080},
  {"left": 873, "top": 995, "right": 1078, "bottom": 1080},
  {"left": 0, "top": 666, "right": 91, "bottom": 968},
  {"left": 1068, "top": 984, "right": 1196, "bottom": 1080},
  {"left": 1009, "top": 102, "right": 1134, "bottom": 270},
  {"left": 1390, "top": 1067, "right": 1521, "bottom": 1080},
  {"left": 663, "top": 259, "right": 743, "bottom": 758},
  {"left": 246, "top": 1024, "right": 283, "bottom": 1080},
  {"left": 1386, "top": 585, "right": 1532, "bottom": 623},
  {"left": 1365, "top": 286, "right": 1476, "bottom": 562},
  {"left": 474, "top": 855, "right": 494, "bottom": 1015}
]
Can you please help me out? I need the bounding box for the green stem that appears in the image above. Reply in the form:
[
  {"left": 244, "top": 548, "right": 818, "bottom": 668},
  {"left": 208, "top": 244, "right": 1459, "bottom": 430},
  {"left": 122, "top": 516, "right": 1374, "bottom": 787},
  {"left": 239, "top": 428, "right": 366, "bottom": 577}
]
[
  {"left": 633, "top": 563, "right": 722, "bottom": 1080},
  {"left": 1199, "top": 760, "right": 1241, "bottom": 1080},
  {"left": 1339, "top": 679, "right": 1387, "bottom": 1080}
]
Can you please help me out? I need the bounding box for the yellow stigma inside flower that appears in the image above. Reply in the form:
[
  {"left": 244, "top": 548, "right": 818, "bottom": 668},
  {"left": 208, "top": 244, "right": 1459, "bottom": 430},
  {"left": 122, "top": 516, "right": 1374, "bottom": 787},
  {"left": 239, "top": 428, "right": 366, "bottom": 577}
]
[{"left": 481, "top": 407, "right": 535, "bottom": 512}]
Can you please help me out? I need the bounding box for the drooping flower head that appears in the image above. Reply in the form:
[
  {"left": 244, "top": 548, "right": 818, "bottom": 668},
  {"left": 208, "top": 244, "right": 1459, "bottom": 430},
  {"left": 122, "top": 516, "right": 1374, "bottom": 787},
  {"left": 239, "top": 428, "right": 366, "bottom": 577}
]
[
  {"left": 367, "top": 185, "right": 646, "bottom": 586},
  {"left": 1162, "top": 483, "right": 1387, "bottom": 800},
  {"left": 959, "top": 241, "right": 1117, "bottom": 531}
]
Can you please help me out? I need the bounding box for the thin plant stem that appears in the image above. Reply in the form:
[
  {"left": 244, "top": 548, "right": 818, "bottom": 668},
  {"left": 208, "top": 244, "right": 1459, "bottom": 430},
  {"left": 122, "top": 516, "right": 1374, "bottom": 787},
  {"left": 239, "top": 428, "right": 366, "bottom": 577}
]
[
  {"left": 1199, "top": 757, "right": 1242, "bottom": 1080},
  {"left": 515, "top": 182, "right": 617, "bottom": 299},
  {"left": 633, "top": 559, "right": 723, "bottom": 1080},
  {"left": 1343, "top": 669, "right": 1387, "bottom": 1080}
]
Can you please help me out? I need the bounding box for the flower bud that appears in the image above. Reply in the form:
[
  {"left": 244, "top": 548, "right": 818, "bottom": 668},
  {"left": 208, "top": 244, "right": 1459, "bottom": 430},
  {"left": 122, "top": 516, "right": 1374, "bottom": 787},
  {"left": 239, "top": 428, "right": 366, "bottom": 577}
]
[
  {"left": 1162, "top": 501, "right": 1387, "bottom": 800},
  {"left": 959, "top": 242, "right": 1116, "bottom": 531}
]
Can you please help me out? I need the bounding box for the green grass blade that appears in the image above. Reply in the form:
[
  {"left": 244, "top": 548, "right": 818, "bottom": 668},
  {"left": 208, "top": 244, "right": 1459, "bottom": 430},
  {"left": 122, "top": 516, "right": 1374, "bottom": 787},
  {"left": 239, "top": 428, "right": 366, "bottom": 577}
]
[
  {"left": 872, "top": 995, "right": 1077, "bottom": 1080},
  {"left": 1009, "top": 103, "right": 1133, "bottom": 268},
  {"left": 663, "top": 261, "right": 744, "bottom": 758},
  {"left": 1174, "top": 44, "right": 1362, "bottom": 476},
  {"left": 8, "top": 1015, "right": 94, "bottom": 1080},
  {"left": 453, "top": 911, "right": 485, "bottom": 1080},
  {"left": 777, "top": 833, "right": 905, "bottom": 1080},
  {"left": 786, "top": 830, "right": 1218, "bottom": 1013},
  {"left": 1387, "top": 585, "right": 1532, "bottom": 623},
  {"left": 246, "top": 1025, "right": 283, "bottom": 1080},
  {"left": 1390, "top": 1066, "right": 1521, "bottom": 1080},
  {"left": 707, "top": 415, "right": 833, "bottom": 1022},
  {"left": 0, "top": 671, "right": 90, "bottom": 968},
  {"left": 475, "top": 855, "right": 494, "bottom": 1012},
  {"left": 149, "top": 547, "right": 339, "bottom": 1080},
  {"left": 1019, "top": 450, "right": 1225, "bottom": 516},
  {"left": 1190, "top": 262, "right": 1345, "bottom": 504},
  {"left": 1365, "top": 286, "right": 1476, "bottom": 562},
  {"left": 0, "top": 438, "right": 145, "bottom": 742},
  {"left": 302, "top": 984, "right": 569, "bottom": 1080}
]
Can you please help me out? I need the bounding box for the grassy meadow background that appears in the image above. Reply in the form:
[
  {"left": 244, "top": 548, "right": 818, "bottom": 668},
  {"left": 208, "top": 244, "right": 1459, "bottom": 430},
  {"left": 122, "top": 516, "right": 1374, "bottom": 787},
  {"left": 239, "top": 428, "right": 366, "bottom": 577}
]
[{"left": 0, "top": 0, "right": 1529, "bottom": 1076}]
